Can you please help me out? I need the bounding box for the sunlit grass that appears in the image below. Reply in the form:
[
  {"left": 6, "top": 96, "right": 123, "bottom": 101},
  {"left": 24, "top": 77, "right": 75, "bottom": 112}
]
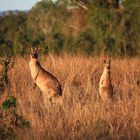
[{"left": 0, "top": 55, "right": 140, "bottom": 140}]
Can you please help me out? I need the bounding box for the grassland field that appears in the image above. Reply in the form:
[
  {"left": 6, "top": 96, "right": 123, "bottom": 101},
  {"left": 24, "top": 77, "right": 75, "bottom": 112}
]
[{"left": 0, "top": 55, "right": 140, "bottom": 140}]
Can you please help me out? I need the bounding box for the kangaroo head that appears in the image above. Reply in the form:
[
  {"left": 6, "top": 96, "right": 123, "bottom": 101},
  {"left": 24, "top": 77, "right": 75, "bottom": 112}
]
[
  {"left": 104, "top": 59, "right": 111, "bottom": 70},
  {"left": 30, "top": 47, "right": 39, "bottom": 60}
]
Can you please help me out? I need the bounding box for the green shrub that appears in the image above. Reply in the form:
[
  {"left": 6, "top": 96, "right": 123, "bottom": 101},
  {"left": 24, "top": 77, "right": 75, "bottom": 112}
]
[
  {"left": 0, "top": 96, "right": 30, "bottom": 140},
  {"left": 75, "top": 29, "right": 95, "bottom": 56},
  {"left": 2, "top": 96, "right": 16, "bottom": 110},
  {"left": 49, "top": 32, "right": 64, "bottom": 54}
]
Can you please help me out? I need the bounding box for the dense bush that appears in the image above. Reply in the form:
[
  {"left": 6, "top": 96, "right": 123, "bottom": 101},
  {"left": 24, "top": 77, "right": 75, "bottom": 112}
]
[
  {"left": 0, "top": 0, "right": 140, "bottom": 57},
  {"left": 0, "top": 96, "right": 30, "bottom": 140},
  {"left": 74, "top": 29, "right": 95, "bottom": 55}
]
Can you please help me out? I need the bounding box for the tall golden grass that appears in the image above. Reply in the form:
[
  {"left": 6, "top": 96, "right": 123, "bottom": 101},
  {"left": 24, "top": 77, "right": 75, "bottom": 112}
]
[{"left": 0, "top": 55, "right": 140, "bottom": 140}]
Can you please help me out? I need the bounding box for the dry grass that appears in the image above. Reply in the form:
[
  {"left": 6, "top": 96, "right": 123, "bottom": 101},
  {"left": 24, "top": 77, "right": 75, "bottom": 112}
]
[{"left": 0, "top": 55, "right": 140, "bottom": 140}]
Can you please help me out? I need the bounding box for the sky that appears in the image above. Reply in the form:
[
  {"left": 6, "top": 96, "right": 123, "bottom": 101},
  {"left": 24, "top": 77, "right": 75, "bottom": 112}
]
[{"left": 0, "top": 0, "right": 42, "bottom": 11}]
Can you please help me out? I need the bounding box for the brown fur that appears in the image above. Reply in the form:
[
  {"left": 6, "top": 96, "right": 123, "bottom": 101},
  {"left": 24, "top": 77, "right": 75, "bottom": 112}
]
[
  {"left": 99, "top": 60, "right": 113, "bottom": 101},
  {"left": 29, "top": 48, "right": 62, "bottom": 104}
]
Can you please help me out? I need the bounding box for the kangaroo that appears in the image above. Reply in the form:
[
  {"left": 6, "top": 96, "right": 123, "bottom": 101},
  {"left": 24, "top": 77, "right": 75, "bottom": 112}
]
[
  {"left": 99, "top": 59, "right": 113, "bottom": 101},
  {"left": 29, "top": 48, "right": 62, "bottom": 104}
]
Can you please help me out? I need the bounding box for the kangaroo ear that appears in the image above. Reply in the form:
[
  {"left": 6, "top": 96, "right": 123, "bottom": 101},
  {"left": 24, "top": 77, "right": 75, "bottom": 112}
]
[
  {"left": 33, "top": 47, "right": 41, "bottom": 52},
  {"left": 103, "top": 60, "right": 106, "bottom": 64},
  {"left": 30, "top": 46, "right": 34, "bottom": 52},
  {"left": 108, "top": 58, "right": 111, "bottom": 64},
  {"left": 31, "top": 47, "right": 33, "bottom": 51},
  {"left": 38, "top": 47, "right": 42, "bottom": 52},
  {"left": 34, "top": 47, "right": 38, "bottom": 51}
]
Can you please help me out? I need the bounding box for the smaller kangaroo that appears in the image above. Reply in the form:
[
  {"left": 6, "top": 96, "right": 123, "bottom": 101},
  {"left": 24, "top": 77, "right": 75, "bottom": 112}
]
[
  {"left": 99, "top": 59, "right": 113, "bottom": 101},
  {"left": 29, "top": 48, "right": 62, "bottom": 104}
]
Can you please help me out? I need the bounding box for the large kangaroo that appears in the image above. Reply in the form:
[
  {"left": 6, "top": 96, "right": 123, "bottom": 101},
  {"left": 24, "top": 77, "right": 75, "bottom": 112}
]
[
  {"left": 29, "top": 48, "right": 62, "bottom": 104},
  {"left": 99, "top": 59, "right": 113, "bottom": 101}
]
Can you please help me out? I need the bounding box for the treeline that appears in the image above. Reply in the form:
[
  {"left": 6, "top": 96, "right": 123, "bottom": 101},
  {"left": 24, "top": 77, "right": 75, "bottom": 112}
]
[{"left": 0, "top": 0, "right": 140, "bottom": 57}]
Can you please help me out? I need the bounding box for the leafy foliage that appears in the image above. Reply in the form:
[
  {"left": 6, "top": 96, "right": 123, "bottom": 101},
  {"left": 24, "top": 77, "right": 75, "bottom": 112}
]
[
  {"left": 2, "top": 96, "right": 16, "bottom": 109},
  {"left": 0, "top": 96, "right": 30, "bottom": 140},
  {"left": 0, "top": 56, "right": 13, "bottom": 94},
  {"left": 0, "top": 0, "right": 140, "bottom": 57}
]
